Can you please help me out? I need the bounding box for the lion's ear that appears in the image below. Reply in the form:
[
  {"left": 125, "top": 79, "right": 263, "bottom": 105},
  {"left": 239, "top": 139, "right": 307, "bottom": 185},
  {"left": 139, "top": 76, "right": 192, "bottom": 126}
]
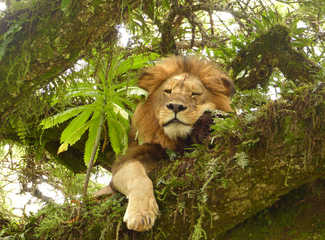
[
  {"left": 221, "top": 76, "right": 236, "bottom": 97},
  {"left": 138, "top": 66, "right": 167, "bottom": 94},
  {"left": 138, "top": 71, "right": 153, "bottom": 92},
  {"left": 138, "top": 56, "right": 183, "bottom": 93}
]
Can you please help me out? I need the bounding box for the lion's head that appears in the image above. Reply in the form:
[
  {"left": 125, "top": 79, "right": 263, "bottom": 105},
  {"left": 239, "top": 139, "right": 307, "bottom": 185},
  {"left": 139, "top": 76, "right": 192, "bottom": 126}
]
[{"left": 132, "top": 56, "right": 234, "bottom": 150}]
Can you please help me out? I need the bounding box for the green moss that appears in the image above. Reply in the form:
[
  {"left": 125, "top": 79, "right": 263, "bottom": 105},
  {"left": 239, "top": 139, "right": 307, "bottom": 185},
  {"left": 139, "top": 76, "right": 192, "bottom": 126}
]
[
  {"left": 0, "top": 196, "right": 127, "bottom": 240},
  {"left": 221, "top": 184, "right": 325, "bottom": 240}
]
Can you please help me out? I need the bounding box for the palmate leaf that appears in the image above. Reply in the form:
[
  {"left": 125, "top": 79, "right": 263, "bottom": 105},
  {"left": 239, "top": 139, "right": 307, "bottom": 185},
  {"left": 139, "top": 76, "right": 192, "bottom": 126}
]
[
  {"left": 41, "top": 105, "right": 91, "bottom": 129},
  {"left": 83, "top": 112, "right": 103, "bottom": 165}
]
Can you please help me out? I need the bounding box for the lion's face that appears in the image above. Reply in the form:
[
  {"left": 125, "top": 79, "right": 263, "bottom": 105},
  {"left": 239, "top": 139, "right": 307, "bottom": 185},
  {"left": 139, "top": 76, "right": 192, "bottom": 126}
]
[
  {"left": 132, "top": 56, "right": 234, "bottom": 149},
  {"left": 152, "top": 73, "right": 216, "bottom": 140}
]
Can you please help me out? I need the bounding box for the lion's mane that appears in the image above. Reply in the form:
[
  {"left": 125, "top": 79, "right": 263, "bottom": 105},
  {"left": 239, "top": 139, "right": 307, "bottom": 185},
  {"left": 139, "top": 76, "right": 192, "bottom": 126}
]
[{"left": 131, "top": 56, "right": 234, "bottom": 150}]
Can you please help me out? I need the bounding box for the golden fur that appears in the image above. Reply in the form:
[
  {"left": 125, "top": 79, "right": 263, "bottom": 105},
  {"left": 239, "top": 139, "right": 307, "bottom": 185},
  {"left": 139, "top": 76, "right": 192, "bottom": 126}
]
[
  {"left": 109, "top": 56, "right": 234, "bottom": 232},
  {"left": 131, "top": 56, "right": 233, "bottom": 149}
]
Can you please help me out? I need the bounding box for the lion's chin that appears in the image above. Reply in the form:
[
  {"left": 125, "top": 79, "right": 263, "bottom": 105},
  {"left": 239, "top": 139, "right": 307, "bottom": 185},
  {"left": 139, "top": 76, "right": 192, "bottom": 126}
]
[{"left": 163, "top": 123, "right": 192, "bottom": 140}]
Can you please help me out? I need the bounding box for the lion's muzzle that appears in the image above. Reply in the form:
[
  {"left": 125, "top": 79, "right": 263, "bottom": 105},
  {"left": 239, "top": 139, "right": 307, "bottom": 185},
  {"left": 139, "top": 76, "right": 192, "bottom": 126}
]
[{"left": 166, "top": 103, "right": 187, "bottom": 113}]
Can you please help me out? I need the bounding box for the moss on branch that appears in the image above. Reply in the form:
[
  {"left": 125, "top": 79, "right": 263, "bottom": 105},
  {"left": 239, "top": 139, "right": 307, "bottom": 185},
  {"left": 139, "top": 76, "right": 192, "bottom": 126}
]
[
  {"left": 4, "top": 84, "right": 325, "bottom": 239},
  {"left": 231, "top": 25, "right": 321, "bottom": 90}
]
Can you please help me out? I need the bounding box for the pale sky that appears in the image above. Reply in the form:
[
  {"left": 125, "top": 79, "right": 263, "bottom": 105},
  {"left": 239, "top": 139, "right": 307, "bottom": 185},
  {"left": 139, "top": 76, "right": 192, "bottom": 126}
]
[{"left": 0, "top": 2, "right": 5, "bottom": 11}]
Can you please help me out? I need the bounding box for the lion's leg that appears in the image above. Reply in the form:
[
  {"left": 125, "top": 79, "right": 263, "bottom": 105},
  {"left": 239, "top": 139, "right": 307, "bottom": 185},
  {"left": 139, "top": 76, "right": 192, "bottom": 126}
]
[{"left": 112, "top": 160, "right": 159, "bottom": 232}]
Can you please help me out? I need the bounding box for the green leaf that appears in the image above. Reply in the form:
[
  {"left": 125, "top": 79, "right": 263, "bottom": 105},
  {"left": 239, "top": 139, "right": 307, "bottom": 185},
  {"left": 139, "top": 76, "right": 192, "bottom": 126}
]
[
  {"left": 61, "top": 0, "right": 72, "bottom": 13},
  {"left": 60, "top": 110, "right": 93, "bottom": 145},
  {"left": 112, "top": 103, "right": 129, "bottom": 120},
  {"left": 83, "top": 113, "right": 103, "bottom": 165},
  {"left": 0, "top": 22, "right": 23, "bottom": 61},
  {"left": 117, "top": 86, "right": 148, "bottom": 97},
  {"left": 40, "top": 105, "right": 91, "bottom": 129},
  {"left": 107, "top": 118, "right": 128, "bottom": 155},
  {"left": 65, "top": 88, "right": 103, "bottom": 99},
  {"left": 57, "top": 142, "right": 69, "bottom": 154},
  {"left": 105, "top": 54, "right": 121, "bottom": 84},
  {"left": 116, "top": 53, "right": 159, "bottom": 76}
]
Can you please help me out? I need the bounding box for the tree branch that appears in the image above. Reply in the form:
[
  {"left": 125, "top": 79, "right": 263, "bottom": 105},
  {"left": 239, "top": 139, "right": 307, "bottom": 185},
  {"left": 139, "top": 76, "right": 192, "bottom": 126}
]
[
  {"left": 140, "top": 86, "right": 325, "bottom": 238},
  {"left": 16, "top": 84, "right": 325, "bottom": 239},
  {"left": 0, "top": 0, "right": 140, "bottom": 121},
  {"left": 231, "top": 25, "right": 322, "bottom": 90}
]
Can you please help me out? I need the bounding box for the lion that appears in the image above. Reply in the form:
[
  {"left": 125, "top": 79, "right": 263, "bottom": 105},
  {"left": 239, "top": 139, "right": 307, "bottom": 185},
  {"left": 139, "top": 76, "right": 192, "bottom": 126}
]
[{"left": 110, "top": 56, "right": 234, "bottom": 232}]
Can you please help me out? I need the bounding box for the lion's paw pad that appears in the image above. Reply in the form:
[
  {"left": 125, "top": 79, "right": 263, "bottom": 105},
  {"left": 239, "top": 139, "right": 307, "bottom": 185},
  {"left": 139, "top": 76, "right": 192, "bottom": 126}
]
[{"left": 123, "top": 195, "right": 159, "bottom": 232}]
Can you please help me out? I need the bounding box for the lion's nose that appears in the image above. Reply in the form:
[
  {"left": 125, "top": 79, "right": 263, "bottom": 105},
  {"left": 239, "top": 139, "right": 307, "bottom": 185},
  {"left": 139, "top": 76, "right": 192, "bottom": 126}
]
[{"left": 166, "top": 103, "right": 187, "bottom": 113}]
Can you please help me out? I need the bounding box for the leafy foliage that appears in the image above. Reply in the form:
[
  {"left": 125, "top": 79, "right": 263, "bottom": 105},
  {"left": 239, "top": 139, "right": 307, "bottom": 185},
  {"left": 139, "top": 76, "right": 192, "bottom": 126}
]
[
  {"left": 0, "top": 20, "right": 22, "bottom": 61},
  {"left": 41, "top": 51, "right": 158, "bottom": 166},
  {"left": 1, "top": 0, "right": 325, "bottom": 238}
]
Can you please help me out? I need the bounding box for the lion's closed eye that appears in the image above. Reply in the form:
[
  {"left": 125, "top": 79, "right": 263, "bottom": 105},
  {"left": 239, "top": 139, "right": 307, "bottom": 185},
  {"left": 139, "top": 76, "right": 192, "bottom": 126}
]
[
  {"left": 164, "top": 89, "right": 172, "bottom": 94},
  {"left": 192, "top": 92, "right": 202, "bottom": 96}
]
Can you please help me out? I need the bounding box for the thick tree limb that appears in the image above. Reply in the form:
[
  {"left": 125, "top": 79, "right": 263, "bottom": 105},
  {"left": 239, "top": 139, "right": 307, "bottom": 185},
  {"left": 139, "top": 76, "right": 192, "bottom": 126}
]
[
  {"left": 13, "top": 84, "right": 325, "bottom": 239},
  {"left": 231, "top": 25, "right": 321, "bottom": 90},
  {"left": 134, "top": 86, "right": 325, "bottom": 238},
  {"left": 131, "top": 86, "right": 325, "bottom": 239}
]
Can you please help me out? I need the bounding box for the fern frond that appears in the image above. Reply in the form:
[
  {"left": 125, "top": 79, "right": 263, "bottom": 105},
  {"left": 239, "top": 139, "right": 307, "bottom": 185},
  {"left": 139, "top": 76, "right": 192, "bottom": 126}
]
[{"left": 16, "top": 118, "right": 28, "bottom": 144}]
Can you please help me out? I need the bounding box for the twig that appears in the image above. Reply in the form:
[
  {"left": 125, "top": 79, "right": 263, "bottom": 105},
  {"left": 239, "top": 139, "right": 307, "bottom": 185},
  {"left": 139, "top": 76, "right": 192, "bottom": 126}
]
[
  {"left": 82, "top": 115, "right": 104, "bottom": 198},
  {"left": 115, "top": 221, "right": 121, "bottom": 240},
  {"left": 208, "top": 9, "right": 214, "bottom": 36},
  {"left": 216, "top": 15, "right": 234, "bottom": 36}
]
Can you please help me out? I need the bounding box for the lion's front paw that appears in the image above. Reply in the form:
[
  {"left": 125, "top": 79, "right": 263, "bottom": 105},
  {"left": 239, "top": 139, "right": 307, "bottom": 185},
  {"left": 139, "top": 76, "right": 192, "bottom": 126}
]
[{"left": 124, "top": 193, "right": 159, "bottom": 232}]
